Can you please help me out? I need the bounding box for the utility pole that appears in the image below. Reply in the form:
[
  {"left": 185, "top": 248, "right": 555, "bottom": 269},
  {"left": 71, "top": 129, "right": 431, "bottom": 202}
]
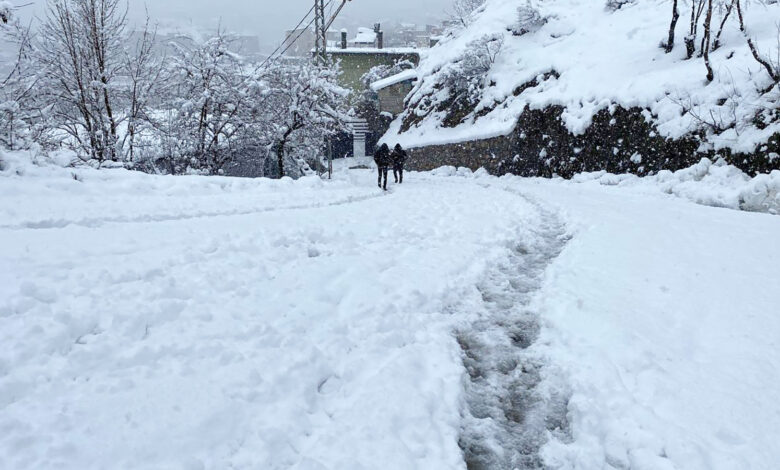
[
  {"left": 314, "top": 0, "right": 352, "bottom": 65},
  {"left": 313, "top": 0, "right": 327, "bottom": 65},
  {"left": 314, "top": 0, "right": 351, "bottom": 178}
]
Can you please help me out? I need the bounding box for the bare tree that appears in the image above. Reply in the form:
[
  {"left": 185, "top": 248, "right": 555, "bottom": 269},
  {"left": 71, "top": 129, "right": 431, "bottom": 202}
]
[
  {"left": 703, "top": 0, "right": 715, "bottom": 81},
  {"left": 686, "top": 0, "right": 707, "bottom": 59},
  {"left": 735, "top": 0, "right": 780, "bottom": 82},
  {"left": 1, "top": 7, "right": 45, "bottom": 150},
  {"left": 713, "top": 0, "right": 735, "bottom": 50},
  {"left": 121, "top": 17, "right": 161, "bottom": 162},
  {"left": 664, "top": 0, "right": 680, "bottom": 53},
  {"left": 37, "top": 0, "right": 127, "bottom": 163},
  {"left": 450, "top": 0, "right": 486, "bottom": 28}
]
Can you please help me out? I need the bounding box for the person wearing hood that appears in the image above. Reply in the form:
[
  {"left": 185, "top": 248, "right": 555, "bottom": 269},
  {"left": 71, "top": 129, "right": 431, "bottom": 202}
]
[
  {"left": 391, "top": 144, "right": 408, "bottom": 184},
  {"left": 374, "top": 143, "right": 391, "bottom": 190}
]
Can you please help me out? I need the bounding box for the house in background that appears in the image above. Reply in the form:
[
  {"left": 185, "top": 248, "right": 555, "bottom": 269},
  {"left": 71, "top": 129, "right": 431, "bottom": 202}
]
[
  {"left": 350, "top": 25, "right": 381, "bottom": 48},
  {"left": 370, "top": 69, "right": 418, "bottom": 116}
]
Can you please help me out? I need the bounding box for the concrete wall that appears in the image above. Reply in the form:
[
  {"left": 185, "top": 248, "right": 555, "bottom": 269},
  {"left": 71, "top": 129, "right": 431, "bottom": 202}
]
[
  {"left": 405, "top": 134, "right": 516, "bottom": 174},
  {"left": 402, "top": 104, "right": 780, "bottom": 177}
]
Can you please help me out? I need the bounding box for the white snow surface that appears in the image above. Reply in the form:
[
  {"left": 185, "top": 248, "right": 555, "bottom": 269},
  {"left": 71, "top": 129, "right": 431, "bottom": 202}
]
[
  {"left": 352, "top": 27, "right": 377, "bottom": 45},
  {"left": 2, "top": 151, "right": 779, "bottom": 469},
  {"left": 383, "top": 0, "right": 780, "bottom": 152}
]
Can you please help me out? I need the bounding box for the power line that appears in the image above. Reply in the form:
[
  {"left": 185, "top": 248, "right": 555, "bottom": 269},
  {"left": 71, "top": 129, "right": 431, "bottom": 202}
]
[
  {"left": 266, "top": 0, "right": 335, "bottom": 67},
  {"left": 275, "top": 16, "right": 316, "bottom": 60},
  {"left": 259, "top": 3, "right": 317, "bottom": 68}
]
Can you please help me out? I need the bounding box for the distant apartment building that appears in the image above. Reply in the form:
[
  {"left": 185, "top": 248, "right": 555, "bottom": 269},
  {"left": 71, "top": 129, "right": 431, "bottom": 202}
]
[
  {"left": 127, "top": 28, "right": 262, "bottom": 60},
  {"left": 282, "top": 27, "right": 344, "bottom": 57}
]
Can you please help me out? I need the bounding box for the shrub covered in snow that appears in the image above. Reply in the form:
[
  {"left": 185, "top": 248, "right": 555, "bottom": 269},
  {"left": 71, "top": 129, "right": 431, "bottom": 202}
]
[
  {"left": 605, "top": 0, "right": 636, "bottom": 11},
  {"left": 450, "top": 0, "right": 486, "bottom": 28},
  {"left": 402, "top": 34, "right": 504, "bottom": 131},
  {"left": 442, "top": 35, "right": 503, "bottom": 109},
  {"left": 513, "top": 2, "right": 546, "bottom": 36},
  {"left": 0, "top": 1, "right": 13, "bottom": 24}
]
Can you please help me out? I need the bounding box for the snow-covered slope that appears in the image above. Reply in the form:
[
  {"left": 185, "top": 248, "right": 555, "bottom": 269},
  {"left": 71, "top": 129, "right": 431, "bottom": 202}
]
[{"left": 385, "top": 0, "right": 780, "bottom": 156}]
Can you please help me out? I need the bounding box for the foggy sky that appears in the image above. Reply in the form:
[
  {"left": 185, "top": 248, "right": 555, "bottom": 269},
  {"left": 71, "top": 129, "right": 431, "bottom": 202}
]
[{"left": 13, "top": 0, "right": 454, "bottom": 51}]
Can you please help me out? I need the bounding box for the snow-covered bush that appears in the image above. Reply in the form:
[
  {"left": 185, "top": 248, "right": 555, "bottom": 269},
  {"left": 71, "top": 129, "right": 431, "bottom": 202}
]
[
  {"left": 450, "top": 0, "right": 486, "bottom": 28},
  {"left": 0, "top": 11, "right": 45, "bottom": 151},
  {"left": 739, "top": 170, "right": 780, "bottom": 213},
  {"left": 514, "top": 2, "right": 546, "bottom": 36},
  {"left": 605, "top": 0, "right": 636, "bottom": 11},
  {"left": 440, "top": 34, "right": 503, "bottom": 116},
  {"left": 0, "top": 1, "right": 13, "bottom": 24},
  {"left": 152, "top": 32, "right": 250, "bottom": 175},
  {"left": 258, "top": 62, "right": 350, "bottom": 178},
  {"left": 33, "top": 0, "right": 129, "bottom": 163}
]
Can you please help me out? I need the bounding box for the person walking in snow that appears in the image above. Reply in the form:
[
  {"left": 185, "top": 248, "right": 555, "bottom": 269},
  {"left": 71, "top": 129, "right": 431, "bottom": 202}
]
[
  {"left": 374, "top": 143, "right": 391, "bottom": 190},
  {"left": 391, "top": 144, "right": 408, "bottom": 184}
]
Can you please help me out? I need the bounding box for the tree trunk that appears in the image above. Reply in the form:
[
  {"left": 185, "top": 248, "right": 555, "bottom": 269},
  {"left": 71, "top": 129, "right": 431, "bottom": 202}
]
[
  {"left": 703, "top": 0, "right": 714, "bottom": 81},
  {"left": 735, "top": 0, "right": 779, "bottom": 83},
  {"left": 665, "top": 0, "right": 680, "bottom": 53},
  {"left": 277, "top": 126, "right": 293, "bottom": 178},
  {"left": 713, "top": 0, "right": 734, "bottom": 50}
]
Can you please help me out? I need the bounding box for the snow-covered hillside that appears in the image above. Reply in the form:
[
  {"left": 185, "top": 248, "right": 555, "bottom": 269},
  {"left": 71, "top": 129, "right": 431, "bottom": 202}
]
[
  {"left": 384, "top": 0, "right": 780, "bottom": 171},
  {"left": 2, "top": 153, "right": 779, "bottom": 469}
]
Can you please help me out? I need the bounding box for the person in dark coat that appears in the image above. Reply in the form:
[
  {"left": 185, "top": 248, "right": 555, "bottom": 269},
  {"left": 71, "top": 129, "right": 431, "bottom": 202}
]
[
  {"left": 391, "top": 144, "right": 408, "bottom": 184},
  {"left": 374, "top": 143, "right": 391, "bottom": 190}
]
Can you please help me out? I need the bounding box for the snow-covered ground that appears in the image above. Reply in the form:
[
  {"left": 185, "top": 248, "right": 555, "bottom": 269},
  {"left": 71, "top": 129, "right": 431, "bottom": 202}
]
[{"left": 2, "top": 154, "right": 779, "bottom": 469}]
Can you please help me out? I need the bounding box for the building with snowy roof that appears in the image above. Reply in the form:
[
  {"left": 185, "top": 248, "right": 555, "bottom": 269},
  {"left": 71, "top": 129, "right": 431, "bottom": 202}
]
[{"left": 370, "top": 69, "right": 418, "bottom": 116}]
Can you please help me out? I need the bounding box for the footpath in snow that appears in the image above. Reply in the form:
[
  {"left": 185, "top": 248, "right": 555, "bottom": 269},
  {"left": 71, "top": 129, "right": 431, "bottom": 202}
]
[
  {"left": 1, "top": 154, "right": 779, "bottom": 470},
  {"left": 436, "top": 166, "right": 780, "bottom": 470}
]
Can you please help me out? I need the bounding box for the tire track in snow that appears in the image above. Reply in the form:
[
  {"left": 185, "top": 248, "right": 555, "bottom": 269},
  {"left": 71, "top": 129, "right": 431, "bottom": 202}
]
[
  {"left": 0, "top": 191, "right": 383, "bottom": 231},
  {"left": 456, "top": 195, "right": 572, "bottom": 470}
]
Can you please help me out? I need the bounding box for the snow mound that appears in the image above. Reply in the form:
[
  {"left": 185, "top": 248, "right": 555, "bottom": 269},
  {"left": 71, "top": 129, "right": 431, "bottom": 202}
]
[
  {"left": 0, "top": 149, "right": 379, "bottom": 229},
  {"left": 569, "top": 158, "right": 780, "bottom": 214},
  {"left": 429, "top": 157, "right": 780, "bottom": 215}
]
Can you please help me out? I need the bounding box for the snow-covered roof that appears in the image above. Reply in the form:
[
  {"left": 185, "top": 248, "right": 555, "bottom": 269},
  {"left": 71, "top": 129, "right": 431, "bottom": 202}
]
[
  {"left": 353, "top": 27, "right": 377, "bottom": 44},
  {"left": 329, "top": 47, "right": 419, "bottom": 55},
  {"left": 370, "top": 69, "right": 418, "bottom": 92}
]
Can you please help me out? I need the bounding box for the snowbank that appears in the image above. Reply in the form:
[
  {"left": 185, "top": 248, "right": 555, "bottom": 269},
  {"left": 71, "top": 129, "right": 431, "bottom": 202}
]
[
  {"left": 430, "top": 157, "right": 780, "bottom": 215},
  {"left": 0, "top": 150, "right": 378, "bottom": 229},
  {"left": 566, "top": 158, "right": 780, "bottom": 214}
]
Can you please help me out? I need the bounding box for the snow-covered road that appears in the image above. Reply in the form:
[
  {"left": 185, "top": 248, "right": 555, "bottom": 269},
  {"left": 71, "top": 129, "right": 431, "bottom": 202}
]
[
  {"left": 0, "top": 167, "right": 555, "bottom": 469},
  {"left": 1, "top": 161, "right": 779, "bottom": 470}
]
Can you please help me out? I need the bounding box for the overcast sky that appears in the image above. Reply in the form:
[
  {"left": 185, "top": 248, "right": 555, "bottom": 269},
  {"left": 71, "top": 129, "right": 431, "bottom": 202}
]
[{"left": 13, "top": 0, "right": 454, "bottom": 51}]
